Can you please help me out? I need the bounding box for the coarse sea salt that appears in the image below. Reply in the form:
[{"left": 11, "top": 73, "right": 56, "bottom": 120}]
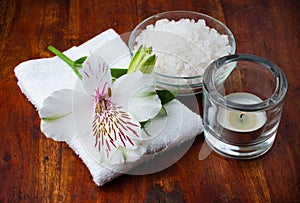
[{"left": 134, "top": 18, "right": 232, "bottom": 80}]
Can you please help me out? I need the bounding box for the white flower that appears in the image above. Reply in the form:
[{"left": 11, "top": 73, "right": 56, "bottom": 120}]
[{"left": 39, "top": 55, "right": 162, "bottom": 165}]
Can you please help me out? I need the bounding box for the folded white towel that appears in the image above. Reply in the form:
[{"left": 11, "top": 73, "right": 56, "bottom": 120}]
[{"left": 14, "top": 29, "right": 203, "bottom": 186}]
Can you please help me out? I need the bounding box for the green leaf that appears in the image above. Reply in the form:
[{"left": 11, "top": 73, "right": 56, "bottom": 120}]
[
  {"left": 74, "top": 56, "right": 88, "bottom": 67},
  {"left": 110, "top": 68, "right": 128, "bottom": 79},
  {"left": 157, "top": 106, "right": 167, "bottom": 117},
  {"left": 48, "top": 45, "right": 83, "bottom": 80},
  {"left": 140, "top": 120, "right": 148, "bottom": 129},
  {"left": 140, "top": 107, "right": 167, "bottom": 136},
  {"left": 156, "top": 89, "right": 176, "bottom": 105}
]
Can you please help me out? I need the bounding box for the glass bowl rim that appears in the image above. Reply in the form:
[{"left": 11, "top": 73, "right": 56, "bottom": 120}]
[{"left": 128, "top": 10, "right": 237, "bottom": 82}]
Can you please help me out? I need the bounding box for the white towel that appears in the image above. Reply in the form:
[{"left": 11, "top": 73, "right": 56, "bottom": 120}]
[{"left": 14, "top": 29, "right": 203, "bottom": 186}]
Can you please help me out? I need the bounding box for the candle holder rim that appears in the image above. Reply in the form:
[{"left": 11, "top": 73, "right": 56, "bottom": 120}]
[{"left": 203, "top": 54, "right": 288, "bottom": 111}]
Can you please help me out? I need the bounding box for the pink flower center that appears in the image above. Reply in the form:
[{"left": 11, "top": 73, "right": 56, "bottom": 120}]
[{"left": 92, "top": 84, "right": 140, "bottom": 159}]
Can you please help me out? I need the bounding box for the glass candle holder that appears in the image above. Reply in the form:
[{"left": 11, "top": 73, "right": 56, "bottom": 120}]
[{"left": 203, "top": 54, "right": 288, "bottom": 159}]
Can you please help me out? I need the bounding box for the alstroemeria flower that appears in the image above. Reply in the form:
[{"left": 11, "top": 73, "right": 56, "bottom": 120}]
[{"left": 39, "top": 54, "right": 162, "bottom": 165}]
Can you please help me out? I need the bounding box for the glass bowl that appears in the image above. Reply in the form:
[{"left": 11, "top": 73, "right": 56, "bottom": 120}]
[{"left": 128, "top": 10, "right": 236, "bottom": 95}]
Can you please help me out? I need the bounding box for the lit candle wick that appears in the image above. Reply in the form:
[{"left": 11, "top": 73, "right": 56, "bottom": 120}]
[{"left": 240, "top": 112, "right": 246, "bottom": 121}]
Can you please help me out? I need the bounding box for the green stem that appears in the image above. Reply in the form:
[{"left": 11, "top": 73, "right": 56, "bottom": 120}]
[{"left": 48, "top": 45, "right": 82, "bottom": 80}]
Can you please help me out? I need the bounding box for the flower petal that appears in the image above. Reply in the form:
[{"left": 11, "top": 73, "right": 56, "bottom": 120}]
[
  {"left": 110, "top": 107, "right": 142, "bottom": 149},
  {"left": 78, "top": 127, "right": 123, "bottom": 164},
  {"left": 39, "top": 89, "right": 88, "bottom": 141},
  {"left": 39, "top": 89, "right": 91, "bottom": 141},
  {"left": 125, "top": 142, "right": 148, "bottom": 162},
  {"left": 77, "top": 104, "right": 143, "bottom": 165},
  {"left": 81, "top": 54, "right": 112, "bottom": 96},
  {"left": 111, "top": 71, "right": 162, "bottom": 122},
  {"left": 72, "top": 90, "right": 95, "bottom": 138},
  {"left": 101, "top": 142, "right": 148, "bottom": 170}
]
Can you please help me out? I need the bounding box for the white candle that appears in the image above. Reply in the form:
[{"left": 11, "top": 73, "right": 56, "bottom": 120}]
[{"left": 217, "top": 92, "right": 267, "bottom": 132}]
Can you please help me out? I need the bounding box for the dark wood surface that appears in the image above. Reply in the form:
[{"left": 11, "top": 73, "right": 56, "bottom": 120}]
[{"left": 1, "top": 0, "right": 299, "bottom": 202}]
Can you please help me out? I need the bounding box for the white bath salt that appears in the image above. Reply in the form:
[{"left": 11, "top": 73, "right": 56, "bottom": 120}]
[{"left": 134, "top": 18, "right": 232, "bottom": 82}]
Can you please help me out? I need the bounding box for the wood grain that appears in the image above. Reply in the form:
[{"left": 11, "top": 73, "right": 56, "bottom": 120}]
[{"left": 1, "top": 0, "right": 299, "bottom": 202}]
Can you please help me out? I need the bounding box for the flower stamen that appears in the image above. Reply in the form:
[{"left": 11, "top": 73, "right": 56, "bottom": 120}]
[{"left": 92, "top": 87, "right": 139, "bottom": 159}]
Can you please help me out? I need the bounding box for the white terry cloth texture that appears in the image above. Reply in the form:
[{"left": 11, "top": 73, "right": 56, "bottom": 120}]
[{"left": 14, "top": 28, "right": 203, "bottom": 186}]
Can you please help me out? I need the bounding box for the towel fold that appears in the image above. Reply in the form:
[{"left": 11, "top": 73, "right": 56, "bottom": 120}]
[
  {"left": 14, "top": 29, "right": 203, "bottom": 186},
  {"left": 15, "top": 29, "right": 130, "bottom": 109}
]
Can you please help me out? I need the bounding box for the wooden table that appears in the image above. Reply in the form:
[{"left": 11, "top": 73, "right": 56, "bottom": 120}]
[{"left": 1, "top": 0, "right": 299, "bottom": 202}]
